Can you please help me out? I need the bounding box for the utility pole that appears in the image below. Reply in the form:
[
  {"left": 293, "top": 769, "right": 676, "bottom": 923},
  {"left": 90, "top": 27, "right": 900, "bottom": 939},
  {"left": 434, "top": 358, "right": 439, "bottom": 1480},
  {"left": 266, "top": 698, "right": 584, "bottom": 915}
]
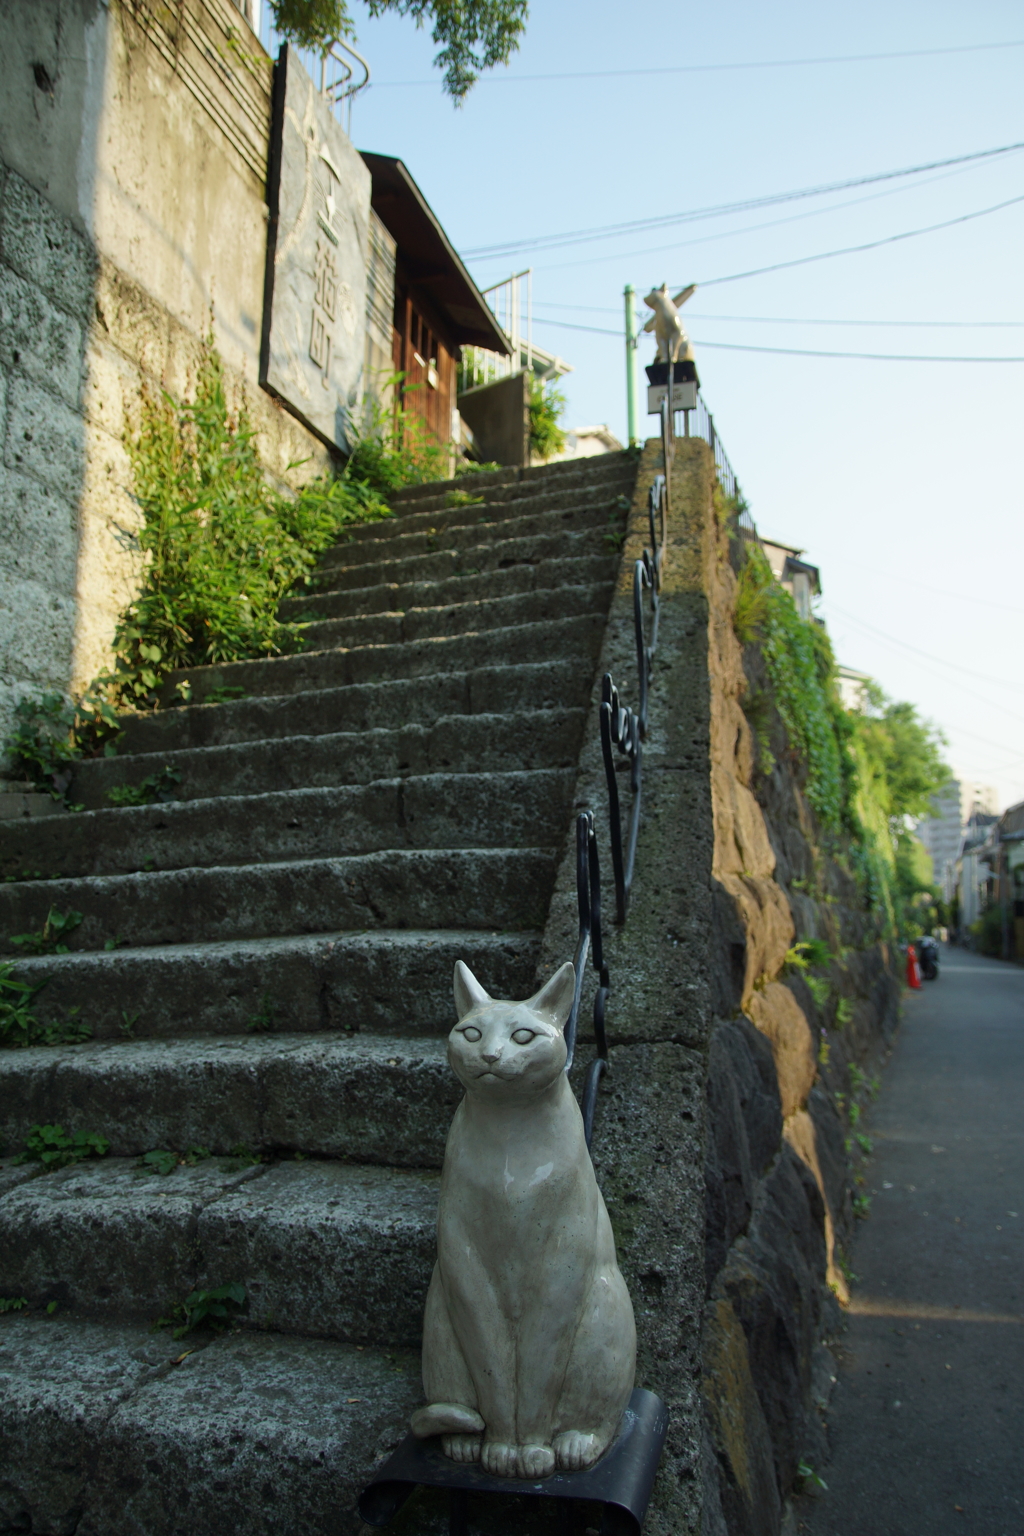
[{"left": 624, "top": 284, "right": 640, "bottom": 446}]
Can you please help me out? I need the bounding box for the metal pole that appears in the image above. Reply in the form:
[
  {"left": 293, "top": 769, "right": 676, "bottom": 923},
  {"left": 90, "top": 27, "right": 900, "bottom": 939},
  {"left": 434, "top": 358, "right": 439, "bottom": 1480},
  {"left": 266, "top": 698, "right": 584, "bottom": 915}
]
[{"left": 624, "top": 284, "right": 639, "bottom": 446}]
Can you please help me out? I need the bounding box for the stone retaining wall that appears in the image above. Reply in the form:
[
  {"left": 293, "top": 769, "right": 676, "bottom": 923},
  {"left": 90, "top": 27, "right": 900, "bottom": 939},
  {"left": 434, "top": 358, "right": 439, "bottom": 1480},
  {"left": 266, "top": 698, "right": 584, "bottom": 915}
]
[{"left": 0, "top": 0, "right": 329, "bottom": 757}]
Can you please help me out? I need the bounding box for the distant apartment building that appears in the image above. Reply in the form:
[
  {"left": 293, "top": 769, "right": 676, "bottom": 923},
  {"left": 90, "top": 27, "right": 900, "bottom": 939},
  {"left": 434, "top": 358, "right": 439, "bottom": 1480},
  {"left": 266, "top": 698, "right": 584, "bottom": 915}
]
[{"left": 917, "top": 778, "right": 999, "bottom": 897}]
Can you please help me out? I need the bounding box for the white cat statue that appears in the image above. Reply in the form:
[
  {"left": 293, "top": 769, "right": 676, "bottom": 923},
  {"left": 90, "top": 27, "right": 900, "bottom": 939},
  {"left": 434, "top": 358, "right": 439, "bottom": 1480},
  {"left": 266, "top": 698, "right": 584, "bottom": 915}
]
[
  {"left": 410, "top": 960, "right": 636, "bottom": 1480},
  {"left": 643, "top": 282, "right": 697, "bottom": 363}
]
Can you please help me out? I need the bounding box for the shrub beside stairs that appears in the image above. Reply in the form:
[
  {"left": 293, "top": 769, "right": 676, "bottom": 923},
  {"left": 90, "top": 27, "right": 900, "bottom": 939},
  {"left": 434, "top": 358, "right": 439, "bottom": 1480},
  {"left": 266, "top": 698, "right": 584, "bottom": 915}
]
[{"left": 0, "top": 451, "right": 638, "bottom": 1534}]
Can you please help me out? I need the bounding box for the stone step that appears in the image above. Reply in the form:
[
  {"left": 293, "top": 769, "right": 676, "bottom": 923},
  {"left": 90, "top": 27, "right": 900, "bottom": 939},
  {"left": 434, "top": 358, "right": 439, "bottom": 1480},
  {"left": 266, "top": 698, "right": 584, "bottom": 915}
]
[
  {"left": 162, "top": 614, "right": 605, "bottom": 706},
  {"left": 281, "top": 552, "right": 615, "bottom": 620},
  {"left": 308, "top": 525, "right": 615, "bottom": 596},
  {"left": 70, "top": 708, "right": 585, "bottom": 808},
  {"left": 334, "top": 471, "right": 633, "bottom": 544},
  {"left": 1, "top": 1032, "right": 455, "bottom": 1166},
  {"left": 0, "top": 847, "right": 555, "bottom": 954},
  {"left": 4, "top": 927, "right": 539, "bottom": 1040},
  {"left": 0, "top": 770, "right": 573, "bottom": 879},
  {"left": 113, "top": 661, "right": 581, "bottom": 757},
  {"left": 292, "top": 580, "right": 613, "bottom": 652},
  {"left": 321, "top": 497, "right": 625, "bottom": 571},
  {"left": 378, "top": 450, "right": 634, "bottom": 518},
  {"left": 0, "top": 1156, "right": 437, "bottom": 1344},
  {"left": 0, "top": 1316, "right": 421, "bottom": 1536}
]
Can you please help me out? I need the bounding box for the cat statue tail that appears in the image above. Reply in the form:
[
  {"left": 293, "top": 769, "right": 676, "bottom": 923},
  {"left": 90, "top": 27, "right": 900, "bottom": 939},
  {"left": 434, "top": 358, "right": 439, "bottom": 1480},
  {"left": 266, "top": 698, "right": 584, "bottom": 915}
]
[{"left": 411, "top": 1403, "right": 486, "bottom": 1439}]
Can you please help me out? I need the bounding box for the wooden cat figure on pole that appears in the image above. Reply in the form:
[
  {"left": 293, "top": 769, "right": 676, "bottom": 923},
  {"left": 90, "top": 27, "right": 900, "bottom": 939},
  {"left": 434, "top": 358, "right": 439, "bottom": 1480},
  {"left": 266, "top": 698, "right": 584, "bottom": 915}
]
[{"left": 410, "top": 960, "right": 637, "bottom": 1480}]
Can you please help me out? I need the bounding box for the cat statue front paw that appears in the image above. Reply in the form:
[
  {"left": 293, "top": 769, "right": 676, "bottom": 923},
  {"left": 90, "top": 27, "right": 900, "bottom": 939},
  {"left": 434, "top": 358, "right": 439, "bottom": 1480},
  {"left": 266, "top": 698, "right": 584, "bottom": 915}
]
[
  {"left": 481, "top": 1441, "right": 555, "bottom": 1479},
  {"left": 553, "top": 1430, "right": 602, "bottom": 1471},
  {"left": 442, "top": 1433, "right": 481, "bottom": 1463}
]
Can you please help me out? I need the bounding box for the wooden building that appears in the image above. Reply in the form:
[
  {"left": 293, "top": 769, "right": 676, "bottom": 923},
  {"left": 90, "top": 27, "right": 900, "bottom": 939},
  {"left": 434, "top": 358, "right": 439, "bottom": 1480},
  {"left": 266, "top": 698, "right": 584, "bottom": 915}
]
[{"left": 359, "top": 153, "right": 511, "bottom": 445}]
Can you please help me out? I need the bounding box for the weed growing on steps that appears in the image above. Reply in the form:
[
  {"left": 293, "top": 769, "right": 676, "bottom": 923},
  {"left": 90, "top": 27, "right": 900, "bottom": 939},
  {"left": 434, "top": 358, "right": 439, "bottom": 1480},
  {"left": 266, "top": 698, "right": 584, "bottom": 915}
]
[
  {"left": 9, "top": 907, "right": 83, "bottom": 955},
  {"left": 0, "top": 1297, "right": 29, "bottom": 1314},
  {"left": 107, "top": 765, "right": 182, "bottom": 807},
  {"left": 0, "top": 967, "right": 91, "bottom": 1049},
  {"left": 246, "top": 992, "right": 277, "bottom": 1032},
  {"left": 6, "top": 692, "right": 121, "bottom": 802},
  {"left": 156, "top": 1282, "right": 247, "bottom": 1340},
  {"left": 14, "top": 1124, "right": 110, "bottom": 1169},
  {"left": 138, "top": 1147, "right": 211, "bottom": 1176}
]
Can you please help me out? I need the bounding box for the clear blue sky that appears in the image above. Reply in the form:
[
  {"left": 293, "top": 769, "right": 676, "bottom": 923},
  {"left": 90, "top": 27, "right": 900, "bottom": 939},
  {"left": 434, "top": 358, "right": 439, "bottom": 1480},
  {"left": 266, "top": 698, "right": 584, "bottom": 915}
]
[{"left": 262, "top": 1, "right": 1024, "bottom": 812}]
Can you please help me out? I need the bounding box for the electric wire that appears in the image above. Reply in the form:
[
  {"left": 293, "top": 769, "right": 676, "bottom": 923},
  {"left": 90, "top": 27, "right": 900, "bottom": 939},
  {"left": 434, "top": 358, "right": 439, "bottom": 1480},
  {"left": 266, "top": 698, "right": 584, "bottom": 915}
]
[
  {"left": 524, "top": 315, "right": 1024, "bottom": 362},
  {"left": 462, "top": 138, "right": 1024, "bottom": 260},
  {"left": 529, "top": 302, "right": 1024, "bottom": 329},
  {"left": 372, "top": 38, "right": 1024, "bottom": 90}
]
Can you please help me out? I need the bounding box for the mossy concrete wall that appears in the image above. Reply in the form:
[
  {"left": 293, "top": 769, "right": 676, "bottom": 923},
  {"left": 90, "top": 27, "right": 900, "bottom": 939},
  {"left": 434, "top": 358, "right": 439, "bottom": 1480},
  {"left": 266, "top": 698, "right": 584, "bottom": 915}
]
[
  {"left": 0, "top": 0, "right": 329, "bottom": 756},
  {"left": 538, "top": 436, "right": 900, "bottom": 1535}
]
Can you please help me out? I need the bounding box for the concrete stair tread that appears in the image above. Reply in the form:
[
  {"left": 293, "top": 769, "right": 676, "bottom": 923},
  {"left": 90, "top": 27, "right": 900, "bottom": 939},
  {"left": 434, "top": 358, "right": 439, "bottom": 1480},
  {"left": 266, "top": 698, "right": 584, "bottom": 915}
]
[
  {"left": 310, "top": 525, "right": 619, "bottom": 594},
  {"left": 342, "top": 459, "right": 634, "bottom": 533},
  {"left": 282, "top": 552, "right": 616, "bottom": 618},
  {"left": 164, "top": 614, "right": 606, "bottom": 704},
  {"left": 0, "top": 1155, "right": 438, "bottom": 1341},
  {"left": 69, "top": 709, "right": 585, "bottom": 808},
  {"left": 1, "top": 1031, "right": 455, "bottom": 1165},
  {"left": 324, "top": 498, "right": 627, "bottom": 567},
  {"left": 1, "top": 770, "right": 574, "bottom": 878},
  {"left": 291, "top": 581, "right": 614, "bottom": 651},
  {"left": 111, "top": 663, "right": 582, "bottom": 756},
  {"left": 5, "top": 926, "right": 540, "bottom": 1040},
  {"left": 0, "top": 847, "right": 556, "bottom": 953},
  {"left": 0, "top": 1314, "right": 420, "bottom": 1536}
]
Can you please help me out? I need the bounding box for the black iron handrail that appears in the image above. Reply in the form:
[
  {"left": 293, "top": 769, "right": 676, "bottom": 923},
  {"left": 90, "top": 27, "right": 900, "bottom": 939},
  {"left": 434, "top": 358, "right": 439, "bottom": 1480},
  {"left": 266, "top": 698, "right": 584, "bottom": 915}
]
[
  {"left": 599, "top": 400, "right": 671, "bottom": 923},
  {"left": 565, "top": 401, "right": 673, "bottom": 1147},
  {"left": 563, "top": 811, "right": 609, "bottom": 1152}
]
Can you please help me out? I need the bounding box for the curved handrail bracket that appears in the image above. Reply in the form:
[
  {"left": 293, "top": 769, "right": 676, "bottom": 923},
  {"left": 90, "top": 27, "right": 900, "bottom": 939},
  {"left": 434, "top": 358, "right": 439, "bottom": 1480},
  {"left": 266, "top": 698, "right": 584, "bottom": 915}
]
[{"left": 563, "top": 812, "right": 610, "bottom": 1153}]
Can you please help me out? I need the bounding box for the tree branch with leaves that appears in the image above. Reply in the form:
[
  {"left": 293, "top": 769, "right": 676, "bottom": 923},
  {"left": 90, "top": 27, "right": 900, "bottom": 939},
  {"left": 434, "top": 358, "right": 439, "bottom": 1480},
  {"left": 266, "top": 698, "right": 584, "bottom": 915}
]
[{"left": 267, "top": 0, "right": 528, "bottom": 102}]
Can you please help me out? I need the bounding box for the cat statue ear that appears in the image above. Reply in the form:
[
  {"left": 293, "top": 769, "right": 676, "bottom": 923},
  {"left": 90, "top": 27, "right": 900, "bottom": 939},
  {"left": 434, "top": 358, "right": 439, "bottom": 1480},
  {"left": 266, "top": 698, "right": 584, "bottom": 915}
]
[
  {"left": 527, "top": 961, "right": 576, "bottom": 1033},
  {"left": 454, "top": 960, "right": 492, "bottom": 1021}
]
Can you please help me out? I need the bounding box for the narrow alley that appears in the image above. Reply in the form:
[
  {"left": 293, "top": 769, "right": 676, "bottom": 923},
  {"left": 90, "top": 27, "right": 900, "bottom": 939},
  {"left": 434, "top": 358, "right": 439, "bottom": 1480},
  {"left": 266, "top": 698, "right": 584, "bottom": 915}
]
[{"left": 801, "top": 948, "right": 1024, "bottom": 1535}]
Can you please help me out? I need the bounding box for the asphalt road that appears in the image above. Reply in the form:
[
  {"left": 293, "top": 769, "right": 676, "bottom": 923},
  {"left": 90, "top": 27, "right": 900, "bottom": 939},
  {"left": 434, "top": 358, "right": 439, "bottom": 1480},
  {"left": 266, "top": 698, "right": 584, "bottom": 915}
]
[{"left": 798, "top": 945, "right": 1024, "bottom": 1536}]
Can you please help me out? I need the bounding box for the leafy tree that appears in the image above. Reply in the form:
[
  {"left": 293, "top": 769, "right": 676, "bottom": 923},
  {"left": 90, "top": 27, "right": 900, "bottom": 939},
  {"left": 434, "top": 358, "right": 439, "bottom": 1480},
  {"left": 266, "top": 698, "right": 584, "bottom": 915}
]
[
  {"left": 268, "top": 0, "right": 528, "bottom": 102},
  {"left": 528, "top": 377, "right": 567, "bottom": 462}
]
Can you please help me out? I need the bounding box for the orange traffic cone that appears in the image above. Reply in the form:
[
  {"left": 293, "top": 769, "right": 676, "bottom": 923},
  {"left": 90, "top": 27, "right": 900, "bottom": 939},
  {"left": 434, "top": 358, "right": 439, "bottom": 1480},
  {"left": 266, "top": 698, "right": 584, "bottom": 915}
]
[{"left": 906, "top": 944, "right": 921, "bottom": 989}]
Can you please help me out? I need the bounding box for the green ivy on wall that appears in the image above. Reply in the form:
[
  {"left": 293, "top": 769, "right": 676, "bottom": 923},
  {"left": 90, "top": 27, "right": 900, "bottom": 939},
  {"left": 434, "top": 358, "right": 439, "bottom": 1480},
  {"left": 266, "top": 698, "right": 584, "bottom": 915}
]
[{"left": 733, "top": 537, "right": 948, "bottom": 938}]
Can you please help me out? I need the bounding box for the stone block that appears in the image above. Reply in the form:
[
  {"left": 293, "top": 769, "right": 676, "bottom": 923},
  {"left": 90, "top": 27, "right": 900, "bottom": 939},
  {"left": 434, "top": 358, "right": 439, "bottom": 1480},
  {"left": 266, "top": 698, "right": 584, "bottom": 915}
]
[
  {"left": 0, "top": 1316, "right": 182, "bottom": 1536},
  {"left": 0, "top": 1318, "right": 419, "bottom": 1536},
  {"left": 717, "top": 1147, "right": 826, "bottom": 1492},
  {"left": 87, "top": 1330, "right": 421, "bottom": 1536},
  {"left": 81, "top": 334, "right": 141, "bottom": 441},
  {"left": 0, "top": 169, "right": 95, "bottom": 319},
  {"left": 0, "top": 463, "right": 78, "bottom": 592},
  {"left": 0, "top": 576, "right": 75, "bottom": 688},
  {"left": 3, "top": 372, "right": 85, "bottom": 501},
  {"left": 745, "top": 983, "right": 816, "bottom": 1118},
  {"left": 0, "top": 263, "right": 85, "bottom": 409},
  {"left": 702, "top": 1296, "right": 781, "bottom": 1536},
  {"left": 704, "top": 1018, "right": 783, "bottom": 1289}
]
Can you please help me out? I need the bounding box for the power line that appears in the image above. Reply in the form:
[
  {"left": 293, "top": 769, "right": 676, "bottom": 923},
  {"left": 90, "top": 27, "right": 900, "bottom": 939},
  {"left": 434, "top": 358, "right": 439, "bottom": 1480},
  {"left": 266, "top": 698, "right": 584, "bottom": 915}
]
[
  {"left": 371, "top": 37, "right": 1024, "bottom": 90},
  {"left": 530, "top": 302, "right": 1024, "bottom": 329},
  {"left": 829, "top": 602, "right": 1019, "bottom": 694},
  {"left": 526, "top": 315, "right": 1024, "bottom": 361},
  {"left": 700, "top": 191, "right": 1024, "bottom": 286},
  {"left": 688, "top": 339, "right": 1024, "bottom": 362},
  {"left": 462, "top": 137, "right": 1024, "bottom": 259}
]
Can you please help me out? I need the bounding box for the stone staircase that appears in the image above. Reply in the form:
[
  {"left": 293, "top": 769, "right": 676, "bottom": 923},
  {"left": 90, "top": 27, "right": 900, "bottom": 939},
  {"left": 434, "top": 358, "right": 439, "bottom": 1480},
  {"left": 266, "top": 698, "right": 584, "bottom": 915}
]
[{"left": 0, "top": 451, "right": 637, "bottom": 1535}]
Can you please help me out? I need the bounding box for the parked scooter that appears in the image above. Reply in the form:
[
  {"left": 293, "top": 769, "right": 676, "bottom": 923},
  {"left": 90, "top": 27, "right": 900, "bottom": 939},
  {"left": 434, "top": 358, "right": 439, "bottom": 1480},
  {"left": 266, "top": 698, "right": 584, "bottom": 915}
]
[{"left": 918, "top": 935, "right": 940, "bottom": 980}]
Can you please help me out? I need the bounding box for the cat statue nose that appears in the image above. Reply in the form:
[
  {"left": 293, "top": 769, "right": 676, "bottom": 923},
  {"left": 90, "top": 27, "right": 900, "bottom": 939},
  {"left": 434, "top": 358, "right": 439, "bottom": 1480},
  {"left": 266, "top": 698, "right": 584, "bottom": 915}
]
[{"left": 482, "top": 1048, "right": 502, "bottom": 1064}]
